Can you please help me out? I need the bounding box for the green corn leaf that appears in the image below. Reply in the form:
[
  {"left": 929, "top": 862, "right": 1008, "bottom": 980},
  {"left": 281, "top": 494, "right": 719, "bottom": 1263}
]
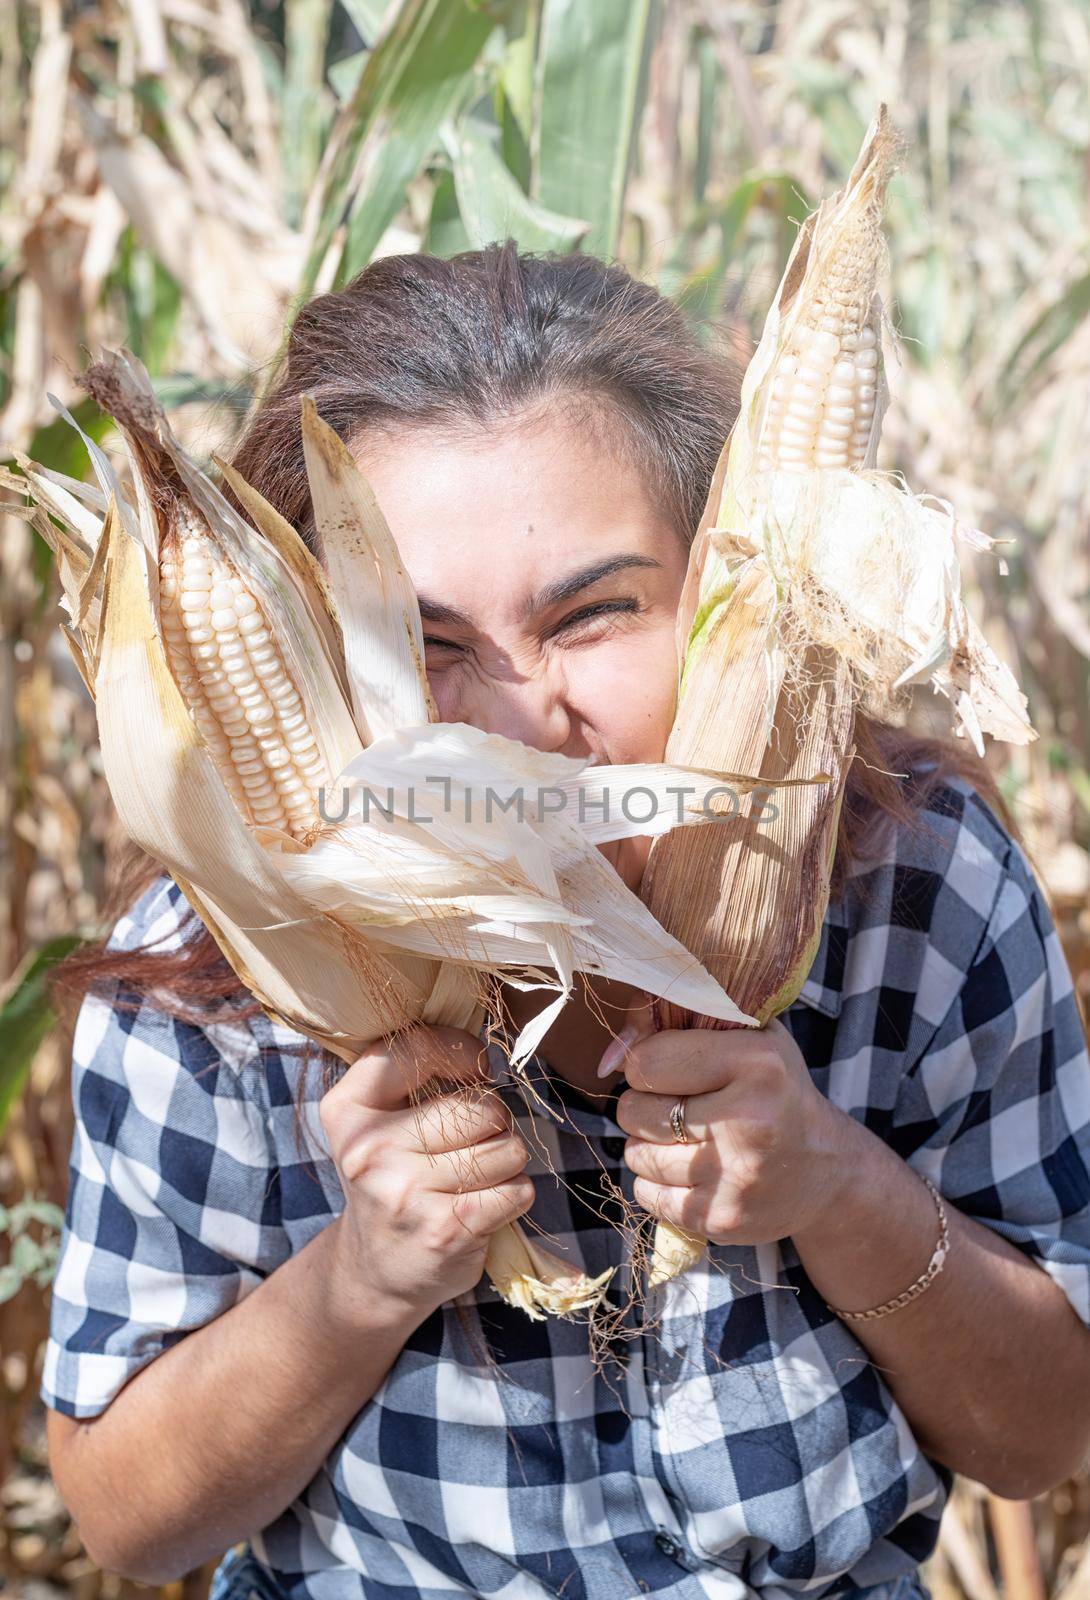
[
  {"left": 997, "top": 271, "right": 1090, "bottom": 411},
  {"left": 150, "top": 374, "right": 253, "bottom": 413},
  {"left": 533, "top": 0, "right": 654, "bottom": 257},
  {"left": 0, "top": 935, "right": 82, "bottom": 1137},
  {"left": 19, "top": 399, "right": 113, "bottom": 484},
  {"left": 283, "top": 0, "right": 334, "bottom": 227},
  {"left": 896, "top": 243, "right": 949, "bottom": 370},
  {"left": 424, "top": 167, "right": 473, "bottom": 256},
  {"left": 328, "top": 48, "right": 368, "bottom": 102},
  {"left": 446, "top": 118, "right": 586, "bottom": 252},
  {"left": 665, "top": 171, "right": 809, "bottom": 319},
  {"left": 11, "top": 402, "right": 115, "bottom": 613},
  {"left": 693, "top": 31, "right": 717, "bottom": 206},
  {"left": 337, "top": 0, "right": 396, "bottom": 41},
  {"left": 110, "top": 231, "right": 182, "bottom": 378},
  {"left": 716, "top": 174, "right": 769, "bottom": 264},
  {"left": 302, "top": 0, "right": 498, "bottom": 296},
  {"left": 496, "top": 0, "right": 538, "bottom": 189}
]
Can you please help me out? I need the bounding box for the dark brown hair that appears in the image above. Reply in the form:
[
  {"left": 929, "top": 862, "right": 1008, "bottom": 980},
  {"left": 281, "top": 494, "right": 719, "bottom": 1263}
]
[{"left": 55, "top": 243, "right": 1021, "bottom": 1032}]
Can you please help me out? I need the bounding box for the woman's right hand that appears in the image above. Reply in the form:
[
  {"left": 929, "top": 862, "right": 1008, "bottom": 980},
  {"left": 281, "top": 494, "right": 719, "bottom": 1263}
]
[{"left": 319, "top": 1024, "right": 534, "bottom": 1324}]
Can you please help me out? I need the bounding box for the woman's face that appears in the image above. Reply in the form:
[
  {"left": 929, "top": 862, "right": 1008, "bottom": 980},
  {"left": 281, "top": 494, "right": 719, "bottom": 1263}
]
[{"left": 351, "top": 406, "right": 690, "bottom": 888}]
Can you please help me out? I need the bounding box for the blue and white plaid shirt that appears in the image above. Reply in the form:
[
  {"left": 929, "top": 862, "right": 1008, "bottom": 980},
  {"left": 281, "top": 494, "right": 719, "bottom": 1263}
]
[{"left": 42, "top": 771, "right": 1090, "bottom": 1600}]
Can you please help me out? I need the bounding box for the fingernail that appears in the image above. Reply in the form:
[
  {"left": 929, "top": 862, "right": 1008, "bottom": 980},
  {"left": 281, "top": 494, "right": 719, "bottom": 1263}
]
[{"left": 597, "top": 1024, "right": 641, "bottom": 1079}]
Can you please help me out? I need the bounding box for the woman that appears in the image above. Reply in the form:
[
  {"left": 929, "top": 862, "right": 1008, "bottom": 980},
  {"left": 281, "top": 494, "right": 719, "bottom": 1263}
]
[{"left": 40, "top": 246, "right": 1090, "bottom": 1600}]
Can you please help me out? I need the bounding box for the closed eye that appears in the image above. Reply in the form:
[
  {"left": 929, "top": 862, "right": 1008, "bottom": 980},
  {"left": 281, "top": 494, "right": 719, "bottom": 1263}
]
[
  {"left": 422, "top": 599, "right": 641, "bottom": 660},
  {"left": 549, "top": 598, "right": 641, "bottom": 638}
]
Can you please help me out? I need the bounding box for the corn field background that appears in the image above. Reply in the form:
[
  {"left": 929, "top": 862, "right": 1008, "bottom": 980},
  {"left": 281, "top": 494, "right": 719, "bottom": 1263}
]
[{"left": 1, "top": 0, "right": 1089, "bottom": 1593}]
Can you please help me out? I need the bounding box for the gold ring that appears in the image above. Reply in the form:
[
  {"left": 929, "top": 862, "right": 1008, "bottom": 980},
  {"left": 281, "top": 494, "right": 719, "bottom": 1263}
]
[{"left": 669, "top": 1098, "right": 689, "bottom": 1144}]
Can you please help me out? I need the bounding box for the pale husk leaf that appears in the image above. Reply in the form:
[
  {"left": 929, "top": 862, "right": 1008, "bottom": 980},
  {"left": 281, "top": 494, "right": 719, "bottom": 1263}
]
[
  {"left": 300, "top": 396, "right": 437, "bottom": 739},
  {"left": 214, "top": 451, "right": 351, "bottom": 688},
  {"left": 275, "top": 723, "right": 775, "bottom": 1053}
]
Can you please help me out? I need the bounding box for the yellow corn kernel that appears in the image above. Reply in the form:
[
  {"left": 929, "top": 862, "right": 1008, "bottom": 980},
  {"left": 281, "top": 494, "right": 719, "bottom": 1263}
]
[
  {"left": 158, "top": 507, "right": 329, "bottom": 841},
  {"left": 758, "top": 322, "right": 880, "bottom": 473}
]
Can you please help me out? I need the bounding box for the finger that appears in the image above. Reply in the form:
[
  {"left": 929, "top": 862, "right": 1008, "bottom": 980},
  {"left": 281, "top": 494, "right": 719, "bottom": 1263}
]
[
  {"left": 401, "top": 1088, "right": 513, "bottom": 1157},
  {"left": 615, "top": 1086, "right": 723, "bottom": 1144},
  {"left": 423, "top": 1132, "right": 530, "bottom": 1195},
  {"left": 451, "top": 1175, "right": 536, "bottom": 1240},
  {"left": 620, "top": 1022, "right": 762, "bottom": 1097},
  {"left": 632, "top": 1177, "right": 708, "bottom": 1237},
  {"left": 624, "top": 1137, "right": 706, "bottom": 1188},
  {"left": 595, "top": 988, "right": 660, "bottom": 1080},
  {"left": 336, "top": 1024, "right": 492, "bottom": 1114}
]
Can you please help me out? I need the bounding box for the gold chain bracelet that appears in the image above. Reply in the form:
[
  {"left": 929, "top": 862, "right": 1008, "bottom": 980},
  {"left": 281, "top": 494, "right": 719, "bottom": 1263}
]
[{"left": 825, "top": 1175, "right": 950, "bottom": 1323}]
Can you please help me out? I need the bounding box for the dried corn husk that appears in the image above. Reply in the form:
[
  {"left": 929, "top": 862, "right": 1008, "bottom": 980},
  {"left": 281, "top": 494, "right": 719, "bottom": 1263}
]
[{"left": 641, "top": 106, "right": 1035, "bottom": 1287}]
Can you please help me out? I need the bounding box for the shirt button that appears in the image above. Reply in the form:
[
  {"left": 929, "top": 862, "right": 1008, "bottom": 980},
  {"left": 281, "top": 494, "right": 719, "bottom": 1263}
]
[
  {"left": 602, "top": 1136, "right": 626, "bottom": 1161},
  {"left": 655, "top": 1532, "right": 681, "bottom": 1559}
]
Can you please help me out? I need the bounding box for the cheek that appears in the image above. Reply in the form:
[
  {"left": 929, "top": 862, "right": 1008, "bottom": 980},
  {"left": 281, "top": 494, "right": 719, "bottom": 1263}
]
[
  {"left": 569, "top": 624, "right": 679, "bottom": 762},
  {"left": 427, "top": 669, "right": 464, "bottom": 723}
]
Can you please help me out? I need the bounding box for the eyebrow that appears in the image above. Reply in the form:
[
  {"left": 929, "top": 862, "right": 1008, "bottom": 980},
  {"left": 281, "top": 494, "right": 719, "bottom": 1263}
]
[{"left": 416, "top": 554, "right": 663, "bottom": 631}]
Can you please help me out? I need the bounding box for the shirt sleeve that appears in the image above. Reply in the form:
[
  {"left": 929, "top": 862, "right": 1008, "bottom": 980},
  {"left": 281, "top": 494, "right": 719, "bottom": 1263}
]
[
  {"left": 896, "top": 832, "right": 1090, "bottom": 1327},
  {"left": 39, "top": 896, "right": 278, "bottom": 1419}
]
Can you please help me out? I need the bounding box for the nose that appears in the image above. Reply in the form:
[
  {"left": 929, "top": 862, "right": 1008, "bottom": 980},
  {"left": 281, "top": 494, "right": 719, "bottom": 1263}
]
[{"left": 454, "top": 668, "right": 573, "bottom": 754}]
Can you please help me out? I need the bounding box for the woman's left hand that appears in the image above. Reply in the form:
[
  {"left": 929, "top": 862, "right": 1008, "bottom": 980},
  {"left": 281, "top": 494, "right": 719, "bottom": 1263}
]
[{"left": 607, "top": 1015, "right": 849, "bottom": 1245}]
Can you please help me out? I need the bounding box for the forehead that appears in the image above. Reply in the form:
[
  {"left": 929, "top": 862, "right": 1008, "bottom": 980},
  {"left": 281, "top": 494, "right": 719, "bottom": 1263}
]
[{"left": 349, "top": 408, "right": 679, "bottom": 620}]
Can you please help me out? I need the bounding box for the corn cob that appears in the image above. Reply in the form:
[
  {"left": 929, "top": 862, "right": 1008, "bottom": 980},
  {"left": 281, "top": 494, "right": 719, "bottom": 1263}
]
[
  {"left": 640, "top": 106, "right": 1034, "bottom": 1289},
  {"left": 158, "top": 512, "right": 330, "bottom": 842},
  {"left": 759, "top": 324, "right": 880, "bottom": 473}
]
